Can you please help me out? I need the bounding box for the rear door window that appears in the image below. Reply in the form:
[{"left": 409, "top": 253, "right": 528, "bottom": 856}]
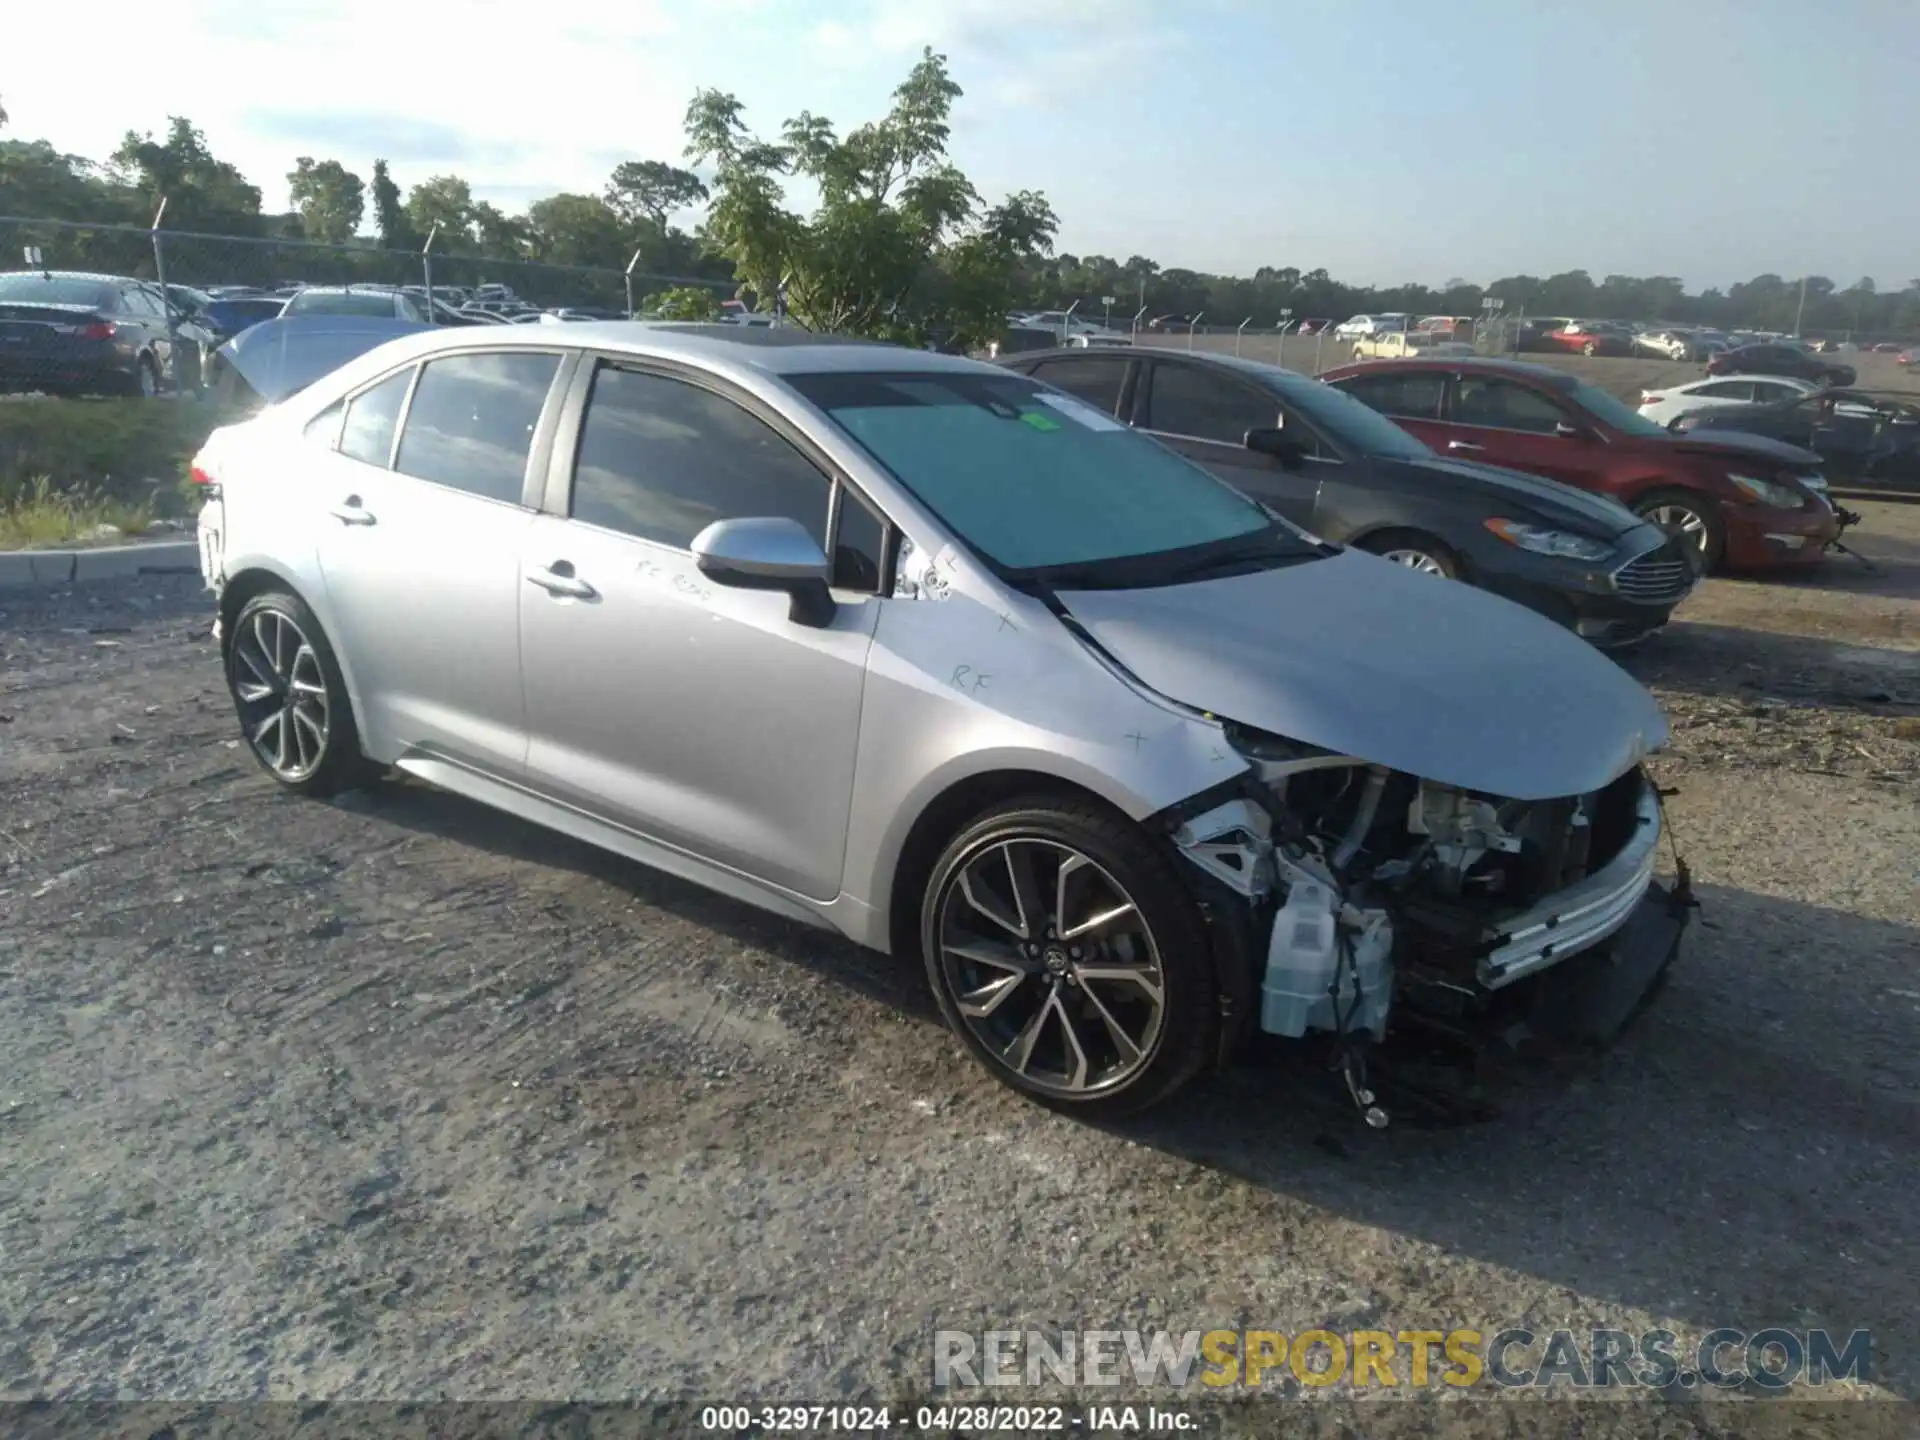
[
  {"left": 394, "top": 351, "right": 562, "bottom": 504},
  {"left": 338, "top": 368, "right": 415, "bottom": 468}
]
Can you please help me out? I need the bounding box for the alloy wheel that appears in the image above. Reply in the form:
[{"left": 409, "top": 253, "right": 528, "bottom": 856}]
[
  {"left": 230, "top": 608, "right": 331, "bottom": 781},
  {"left": 936, "top": 838, "right": 1166, "bottom": 1098},
  {"left": 1381, "top": 548, "right": 1450, "bottom": 576},
  {"left": 1645, "top": 504, "right": 1709, "bottom": 554}
]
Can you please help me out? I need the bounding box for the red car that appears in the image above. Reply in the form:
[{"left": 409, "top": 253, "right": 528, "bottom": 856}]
[
  {"left": 1541, "top": 321, "right": 1633, "bottom": 357},
  {"left": 1318, "top": 357, "right": 1840, "bottom": 571}
]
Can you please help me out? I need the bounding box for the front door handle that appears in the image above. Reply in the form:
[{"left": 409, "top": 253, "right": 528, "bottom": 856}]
[
  {"left": 1447, "top": 440, "right": 1485, "bottom": 453},
  {"left": 330, "top": 496, "right": 376, "bottom": 525},
  {"left": 526, "top": 562, "right": 597, "bottom": 600}
]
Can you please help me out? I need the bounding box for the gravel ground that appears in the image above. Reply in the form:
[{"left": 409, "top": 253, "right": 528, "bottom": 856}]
[{"left": 1, "top": 504, "right": 1916, "bottom": 1430}]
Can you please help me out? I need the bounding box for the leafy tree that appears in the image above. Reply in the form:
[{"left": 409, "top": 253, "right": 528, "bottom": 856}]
[
  {"left": 523, "top": 193, "right": 628, "bottom": 269},
  {"left": 286, "top": 156, "right": 365, "bottom": 244},
  {"left": 605, "top": 160, "right": 709, "bottom": 230},
  {"left": 405, "top": 174, "right": 475, "bottom": 249},
  {"left": 111, "top": 117, "right": 262, "bottom": 232},
  {"left": 472, "top": 200, "right": 530, "bottom": 259},
  {"left": 646, "top": 285, "right": 721, "bottom": 320},
  {"left": 684, "top": 48, "right": 1057, "bottom": 347},
  {"left": 370, "top": 159, "right": 417, "bottom": 248}
]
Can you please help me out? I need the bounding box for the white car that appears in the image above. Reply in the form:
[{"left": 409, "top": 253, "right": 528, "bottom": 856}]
[
  {"left": 1023, "top": 310, "right": 1129, "bottom": 344},
  {"left": 1635, "top": 375, "right": 1875, "bottom": 428},
  {"left": 1332, "top": 313, "right": 1410, "bottom": 340}
]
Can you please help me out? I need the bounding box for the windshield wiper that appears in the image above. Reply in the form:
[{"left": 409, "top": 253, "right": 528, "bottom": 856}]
[{"left": 1165, "top": 537, "right": 1320, "bottom": 583}]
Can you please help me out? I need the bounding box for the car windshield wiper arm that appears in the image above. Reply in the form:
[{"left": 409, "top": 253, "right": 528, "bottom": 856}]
[{"left": 1165, "top": 540, "right": 1319, "bottom": 583}]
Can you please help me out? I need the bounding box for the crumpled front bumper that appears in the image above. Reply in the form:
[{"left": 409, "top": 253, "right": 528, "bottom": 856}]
[{"left": 1476, "top": 773, "right": 1664, "bottom": 991}]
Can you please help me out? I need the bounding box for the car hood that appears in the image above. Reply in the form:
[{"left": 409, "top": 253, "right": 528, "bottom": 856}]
[
  {"left": 1661, "top": 428, "right": 1823, "bottom": 467},
  {"left": 1057, "top": 548, "right": 1668, "bottom": 800},
  {"left": 1388, "top": 456, "right": 1644, "bottom": 536},
  {"left": 215, "top": 314, "right": 432, "bottom": 403}
]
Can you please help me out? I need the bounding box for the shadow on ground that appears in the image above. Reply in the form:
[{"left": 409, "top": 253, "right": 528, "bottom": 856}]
[
  {"left": 1620, "top": 621, "right": 1920, "bottom": 712},
  {"left": 347, "top": 770, "right": 1919, "bottom": 1393}
]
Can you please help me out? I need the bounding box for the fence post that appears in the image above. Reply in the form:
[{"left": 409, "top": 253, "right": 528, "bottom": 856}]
[
  {"left": 148, "top": 198, "right": 178, "bottom": 391},
  {"left": 1189, "top": 311, "right": 1204, "bottom": 351},
  {"left": 1130, "top": 304, "right": 1147, "bottom": 338},
  {"left": 420, "top": 223, "right": 441, "bottom": 323},
  {"left": 1062, "top": 299, "right": 1080, "bottom": 344},
  {"left": 1314, "top": 330, "right": 1325, "bottom": 374},
  {"left": 624, "top": 249, "right": 643, "bottom": 318},
  {"left": 1277, "top": 309, "right": 1294, "bottom": 367},
  {"left": 1235, "top": 315, "right": 1252, "bottom": 356}
]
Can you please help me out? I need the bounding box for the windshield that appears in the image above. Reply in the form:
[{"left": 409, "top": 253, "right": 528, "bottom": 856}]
[
  {"left": 0, "top": 273, "right": 117, "bottom": 308},
  {"left": 284, "top": 290, "right": 398, "bottom": 317},
  {"left": 791, "top": 370, "right": 1301, "bottom": 576},
  {"left": 1266, "top": 369, "right": 1434, "bottom": 460},
  {"left": 1567, "top": 379, "right": 1670, "bottom": 438}
]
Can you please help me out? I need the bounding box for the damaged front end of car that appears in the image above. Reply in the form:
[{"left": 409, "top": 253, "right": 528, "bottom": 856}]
[{"left": 1160, "top": 723, "right": 1694, "bottom": 1126}]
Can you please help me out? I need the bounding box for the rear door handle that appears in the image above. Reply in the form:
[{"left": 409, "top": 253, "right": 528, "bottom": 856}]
[
  {"left": 1447, "top": 440, "right": 1485, "bottom": 452},
  {"left": 330, "top": 496, "right": 376, "bottom": 525},
  {"left": 526, "top": 563, "right": 597, "bottom": 600}
]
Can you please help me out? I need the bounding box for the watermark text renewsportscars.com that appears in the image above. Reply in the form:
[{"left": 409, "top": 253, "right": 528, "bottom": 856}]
[{"left": 933, "top": 1327, "right": 1872, "bottom": 1391}]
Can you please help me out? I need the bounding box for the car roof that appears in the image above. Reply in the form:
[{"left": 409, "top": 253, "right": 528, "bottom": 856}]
[
  {"left": 0, "top": 269, "right": 139, "bottom": 283},
  {"left": 1322, "top": 355, "right": 1580, "bottom": 388},
  {"left": 334, "top": 320, "right": 1002, "bottom": 380},
  {"left": 1002, "top": 344, "right": 1307, "bottom": 382}
]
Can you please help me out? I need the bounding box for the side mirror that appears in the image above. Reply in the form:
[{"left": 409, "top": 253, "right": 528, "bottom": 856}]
[
  {"left": 691, "top": 516, "right": 836, "bottom": 628},
  {"left": 1244, "top": 426, "right": 1306, "bottom": 467}
]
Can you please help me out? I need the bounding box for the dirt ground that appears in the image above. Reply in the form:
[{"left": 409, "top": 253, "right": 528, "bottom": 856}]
[
  {"left": 1138, "top": 331, "right": 1920, "bottom": 407},
  {"left": 1, "top": 498, "right": 1917, "bottom": 1425}
]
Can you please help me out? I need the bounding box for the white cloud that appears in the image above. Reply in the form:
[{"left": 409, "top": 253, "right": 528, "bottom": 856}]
[
  {"left": 3, "top": 0, "right": 703, "bottom": 213},
  {"left": 1, "top": 0, "right": 1183, "bottom": 223}
]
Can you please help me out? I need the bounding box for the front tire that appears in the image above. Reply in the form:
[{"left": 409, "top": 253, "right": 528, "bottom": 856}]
[
  {"left": 1633, "top": 487, "right": 1726, "bottom": 571},
  {"left": 225, "top": 589, "right": 377, "bottom": 797},
  {"left": 1361, "top": 529, "right": 1462, "bottom": 579},
  {"left": 920, "top": 797, "right": 1217, "bottom": 1117}
]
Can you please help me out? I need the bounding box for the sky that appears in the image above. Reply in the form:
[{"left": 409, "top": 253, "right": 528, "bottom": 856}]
[{"left": 6, "top": 0, "right": 1918, "bottom": 291}]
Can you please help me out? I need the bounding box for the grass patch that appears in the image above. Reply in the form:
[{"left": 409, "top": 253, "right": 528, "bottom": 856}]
[
  {"left": 0, "top": 394, "right": 253, "bottom": 519},
  {"left": 0, "top": 475, "right": 158, "bottom": 549}
]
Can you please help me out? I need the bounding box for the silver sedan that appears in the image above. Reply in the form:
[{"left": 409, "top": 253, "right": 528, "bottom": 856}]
[{"left": 193, "top": 323, "right": 1689, "bottom": 1116}]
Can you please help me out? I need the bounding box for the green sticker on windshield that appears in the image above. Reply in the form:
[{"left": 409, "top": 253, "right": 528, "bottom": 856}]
[{"left": 1020, "top": 410, "right": 1061, "bottom": 432}]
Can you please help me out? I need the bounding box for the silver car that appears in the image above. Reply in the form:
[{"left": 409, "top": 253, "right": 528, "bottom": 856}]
[{"left": 193, "top": 324, "right": 1689, "bottom": 1117}]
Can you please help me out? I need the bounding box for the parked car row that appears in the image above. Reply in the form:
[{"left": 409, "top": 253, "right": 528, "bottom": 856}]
[
  {"left": 998, "top": 346, "right": 1698, "bottom": 647},
  {"left": 192, "top": 319, "right": 1692, "bottom": 1117}
]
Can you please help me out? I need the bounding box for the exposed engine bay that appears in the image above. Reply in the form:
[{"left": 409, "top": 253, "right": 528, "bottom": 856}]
[{"left": 1168, "top": 721, "right": 1689, "bottom": 1121}]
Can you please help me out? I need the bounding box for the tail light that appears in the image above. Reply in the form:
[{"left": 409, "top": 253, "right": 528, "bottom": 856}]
[
  {"left": 75, "top": 321, "right": 115, "bottom": 340},
  {"left": 189, "top": 463, "right": 221, "bottom": 499},
  {"left": 1641, "top": 390, "right": 1661, "bottom": 404}
]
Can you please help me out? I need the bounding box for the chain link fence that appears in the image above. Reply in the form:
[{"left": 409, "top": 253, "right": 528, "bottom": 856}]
[{"left": 0, "top": 215, "right": 738, "bottom": 397}]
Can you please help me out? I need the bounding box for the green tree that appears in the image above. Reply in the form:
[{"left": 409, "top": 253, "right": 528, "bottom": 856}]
[
  {"left": 111, "top": 117, "right": 262, "bottom": 232},
  {"left": 645, "top": 285, "right": 721, "bottom": 320},
  {"left": 525, "top": 193, "right": 628, "bottom": 268},
  {"left": 370, "top": 159, "right": 417, "bottom": 248},
  {"left": 605, "top": 159, "right": 709, "bottom": 230},
  {"left": 405, "top": 174, "right": 475, "bottom": 249},
  {"left": 683, "top": 48, "right": 1056, "bottom": 347},
  {"left": 286, "top": 156, "right": 365, "bottom": 244},
  {"left": 472, "top": 200, "right": 531, "bottom": 259}
]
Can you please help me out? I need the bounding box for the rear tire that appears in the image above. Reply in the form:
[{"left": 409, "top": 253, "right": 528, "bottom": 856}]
[
  {"left": 1633, "top": 487, "right": 1725, "bottom": 571},
  {"left": 920, "top": 797, "right": 1217, "bottom": 1118},
  {"left": 224, "top": 589, "right": 378, "bottom": 798}
]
